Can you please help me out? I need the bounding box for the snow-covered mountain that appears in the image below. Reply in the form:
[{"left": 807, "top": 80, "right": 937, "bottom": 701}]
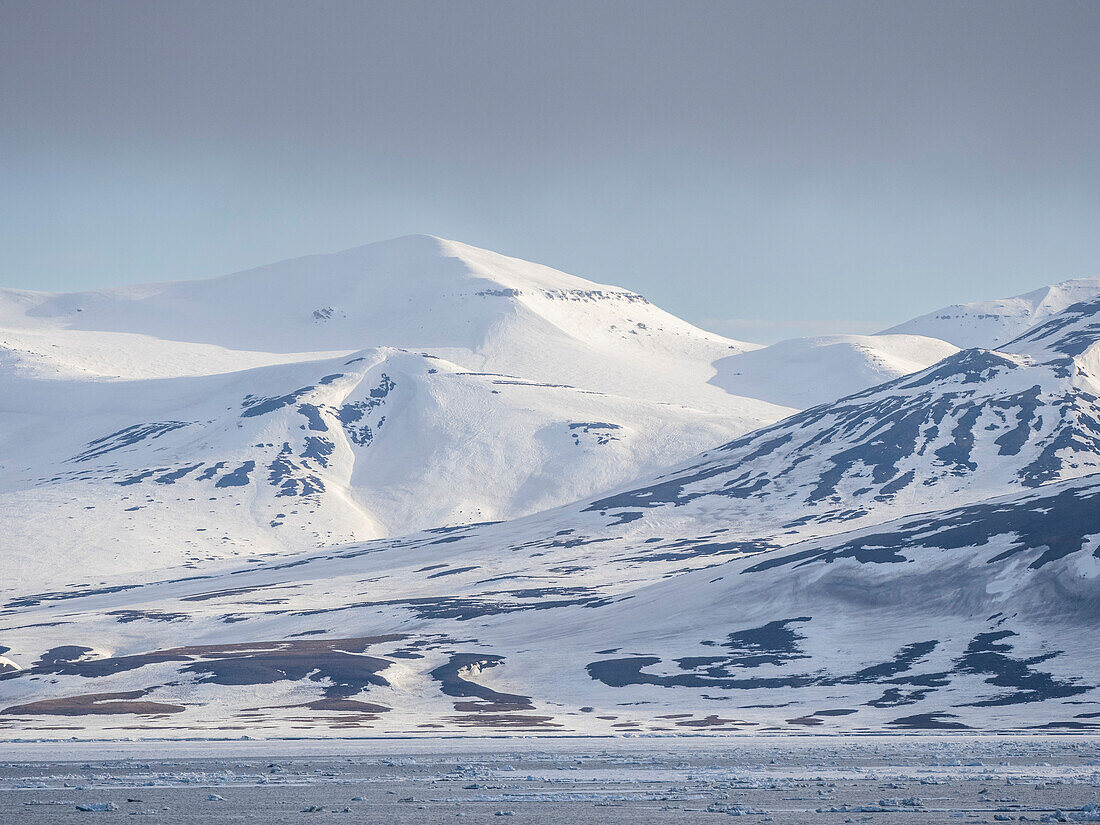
[
  {"left": 1, "top": 242, "right": 1097, "bottom": 738},
  {"left": 0, "top": 236, "right": 801, "bottom": 589},
  {"left": 883, "top": 276, "right": 1100, "bottom": 349}
]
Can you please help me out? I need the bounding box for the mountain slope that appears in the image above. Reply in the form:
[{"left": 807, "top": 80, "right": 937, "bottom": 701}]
[
  {"left": 0, "top": 345, "right": 748, "bottom": 592},
  {"left": 0, "top": 433, "right": 1095, "bottom": 736},
  {"left": 883, "top": 276, "right": 1100, "bottom": 349}
]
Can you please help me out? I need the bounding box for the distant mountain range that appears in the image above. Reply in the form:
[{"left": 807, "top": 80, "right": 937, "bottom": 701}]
[{"left": 0, "top": 237, "right": 1097, "bottom": 738}]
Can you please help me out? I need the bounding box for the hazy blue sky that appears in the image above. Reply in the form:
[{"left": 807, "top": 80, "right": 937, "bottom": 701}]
[{"left": 2, "top": 1, "right": 1098, "bottom": 342}]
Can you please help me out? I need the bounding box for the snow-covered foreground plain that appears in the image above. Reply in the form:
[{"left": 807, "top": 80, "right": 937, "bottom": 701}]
[
  {"left": 1, "top": 737, "right": 1098, "bottom": 823},
  {"left": 1, "top": 236, "right": 1098, "bottom": 743}
]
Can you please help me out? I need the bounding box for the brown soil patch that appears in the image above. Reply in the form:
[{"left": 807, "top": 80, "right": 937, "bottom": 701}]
[
  {"left": 447, "top": 713, "right": 561, "bottom": 728},
  {"left": 1, "top": 690, "right": 184, "bottom": 716}
]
